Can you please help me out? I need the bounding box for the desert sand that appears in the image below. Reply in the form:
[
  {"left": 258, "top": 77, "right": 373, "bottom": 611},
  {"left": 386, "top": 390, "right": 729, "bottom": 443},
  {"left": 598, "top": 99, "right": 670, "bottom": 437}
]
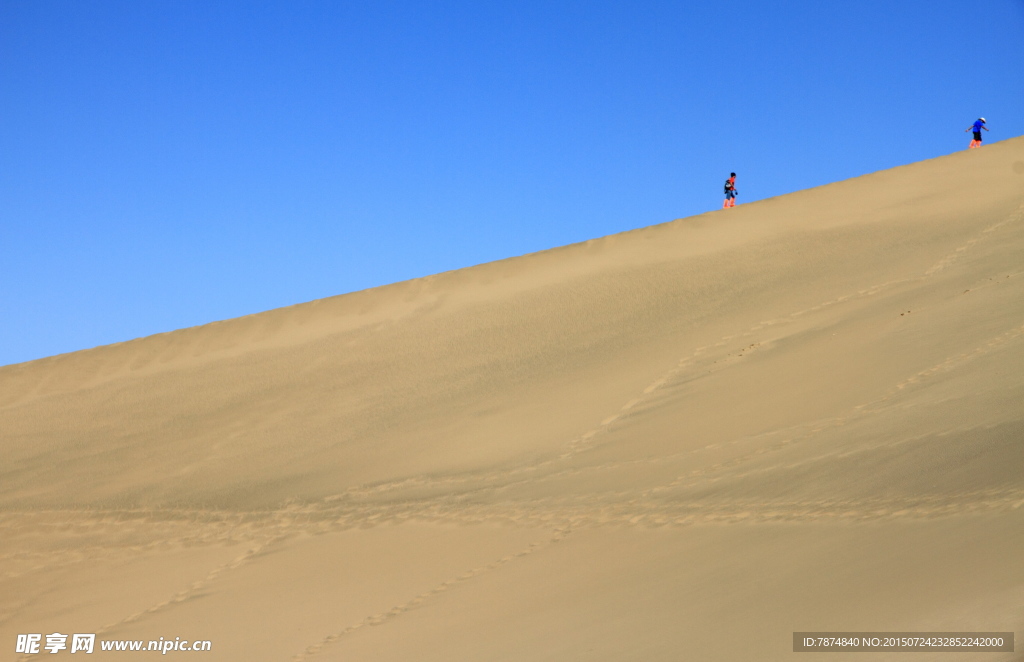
[{"left": 3, "top": 138, "right": 1024, "bottom": 661}]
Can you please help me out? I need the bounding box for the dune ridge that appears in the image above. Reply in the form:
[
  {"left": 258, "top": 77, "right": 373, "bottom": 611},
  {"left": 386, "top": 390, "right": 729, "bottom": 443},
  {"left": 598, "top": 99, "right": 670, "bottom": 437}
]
[{"left": 3, "top": 138, "right": 1024, "bottom": 661}]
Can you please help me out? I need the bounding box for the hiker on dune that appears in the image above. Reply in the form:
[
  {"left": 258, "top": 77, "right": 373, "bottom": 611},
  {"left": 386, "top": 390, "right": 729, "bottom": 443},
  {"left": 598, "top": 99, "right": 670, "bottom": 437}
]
[
  {"left": 966, "top": 118, "right": 988, "bottom": 149},
  {"left": 723, "top": 173, "right": 737, "bottom": 208}
]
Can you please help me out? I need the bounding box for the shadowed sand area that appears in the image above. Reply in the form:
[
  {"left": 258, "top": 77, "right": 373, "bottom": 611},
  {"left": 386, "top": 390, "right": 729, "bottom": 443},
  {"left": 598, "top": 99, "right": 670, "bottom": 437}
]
[{"left": 3, "top": 138, "right": 1024, "bottom": 661}]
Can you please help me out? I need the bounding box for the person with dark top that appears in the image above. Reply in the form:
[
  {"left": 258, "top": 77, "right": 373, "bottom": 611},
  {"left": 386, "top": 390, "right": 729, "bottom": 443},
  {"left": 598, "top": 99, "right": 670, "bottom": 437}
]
[
  {"left": 723, "top": 173, "right": 737, "bottom": 208},
  {"left": 966, "top": 118, "right": 988, "bottom": 149}
]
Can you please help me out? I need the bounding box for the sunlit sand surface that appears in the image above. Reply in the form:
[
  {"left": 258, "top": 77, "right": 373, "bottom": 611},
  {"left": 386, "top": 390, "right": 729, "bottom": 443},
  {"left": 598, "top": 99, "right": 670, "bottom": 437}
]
[{"left": 3, "top": 138, "right": 1024, "bottom": 660}]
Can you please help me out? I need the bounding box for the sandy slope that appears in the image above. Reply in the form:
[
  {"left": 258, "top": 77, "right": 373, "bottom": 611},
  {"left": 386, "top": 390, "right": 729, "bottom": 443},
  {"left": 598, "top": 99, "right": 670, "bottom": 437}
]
[{"left": 3, "top": 138, "right": 1024, "bottom": 661}]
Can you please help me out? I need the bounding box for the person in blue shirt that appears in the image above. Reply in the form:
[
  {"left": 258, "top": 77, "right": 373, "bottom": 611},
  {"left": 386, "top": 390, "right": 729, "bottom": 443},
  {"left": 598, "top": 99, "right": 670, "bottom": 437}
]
[{"left": 965, "top": 118, "right": 988, "bottom": 149}]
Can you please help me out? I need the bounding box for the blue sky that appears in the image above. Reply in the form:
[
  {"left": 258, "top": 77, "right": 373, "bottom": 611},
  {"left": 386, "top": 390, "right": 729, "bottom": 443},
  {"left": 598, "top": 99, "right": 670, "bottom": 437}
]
[{"left": 2, "top": 0, "right": 1023, "bottom": 366}]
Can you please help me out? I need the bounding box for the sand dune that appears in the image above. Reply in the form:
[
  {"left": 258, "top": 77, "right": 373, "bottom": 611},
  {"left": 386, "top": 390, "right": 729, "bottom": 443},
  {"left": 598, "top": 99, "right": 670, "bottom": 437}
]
[{"left": 3, "top": 138, "right": 1024, "bottom": 661}]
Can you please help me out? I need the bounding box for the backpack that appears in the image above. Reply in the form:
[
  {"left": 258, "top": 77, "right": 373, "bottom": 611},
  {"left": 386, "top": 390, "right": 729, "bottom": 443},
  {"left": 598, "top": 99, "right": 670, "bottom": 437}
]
[{"left": 724, "top": 179, "right": 733, "bottom": 193}]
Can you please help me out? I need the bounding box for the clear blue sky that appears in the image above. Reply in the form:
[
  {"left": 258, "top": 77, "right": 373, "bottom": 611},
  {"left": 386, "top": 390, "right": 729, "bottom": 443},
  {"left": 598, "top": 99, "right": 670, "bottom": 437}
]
[{"left": 2, "top": 0, "right": 1023, "bottom": 366}]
